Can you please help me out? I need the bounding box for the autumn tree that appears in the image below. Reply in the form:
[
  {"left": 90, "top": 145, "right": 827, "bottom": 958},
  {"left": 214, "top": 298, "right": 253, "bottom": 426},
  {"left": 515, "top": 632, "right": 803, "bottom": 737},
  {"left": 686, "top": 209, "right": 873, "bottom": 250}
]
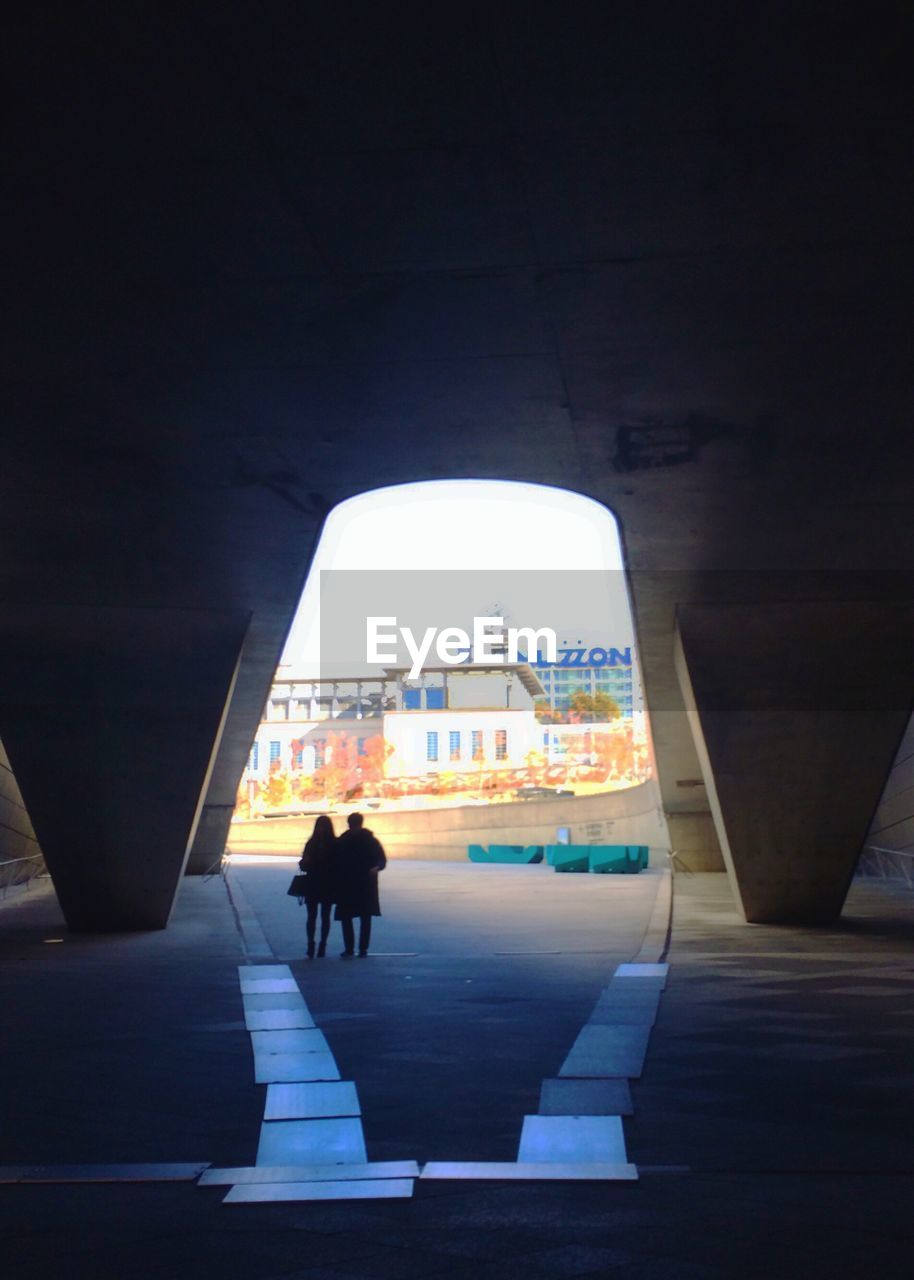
[
  {"left": 263, "top": 764, "right": 292, "bottom": 810},
  {"left": 313, "top": 732, "right": 359, "bottom": 801},
  {"left": 567, "top": 690, "right": 622, "bottom": 723},
  {"left": 311, "top": 731, "right": 394, "bottom": 802},
  {"left": 360, "top": 734, "right": 394, "bottom": 784}
]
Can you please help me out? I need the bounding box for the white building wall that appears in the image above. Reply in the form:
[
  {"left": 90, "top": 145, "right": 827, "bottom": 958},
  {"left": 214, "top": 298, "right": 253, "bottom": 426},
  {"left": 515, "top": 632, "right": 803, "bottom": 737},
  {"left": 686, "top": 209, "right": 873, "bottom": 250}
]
[
  {"left": 382, "top": 708, "right": 539, "bottom": 777},
  {"left": 245, "top": 718, "right": 371, "bottom": 780}
]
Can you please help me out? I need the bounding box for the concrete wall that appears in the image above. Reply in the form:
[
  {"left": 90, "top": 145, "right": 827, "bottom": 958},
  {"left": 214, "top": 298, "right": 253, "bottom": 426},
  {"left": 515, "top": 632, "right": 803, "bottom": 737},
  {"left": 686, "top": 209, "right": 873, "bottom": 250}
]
[
  {"left": 0, "top": 735, "right": 43, "bottom": 882},
  {"left": 227, "top": 780, "right": 670, "bottom": 861},
  {"left": 666, "top": 812, "right": 725, "bottom": 873},
  {"left": 860, "top": 711, "right": 914, "bottom": 884}
]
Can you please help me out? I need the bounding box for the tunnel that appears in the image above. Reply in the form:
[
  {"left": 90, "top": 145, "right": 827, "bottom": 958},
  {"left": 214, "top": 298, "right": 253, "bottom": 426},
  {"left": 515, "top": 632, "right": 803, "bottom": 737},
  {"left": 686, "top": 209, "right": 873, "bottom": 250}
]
[{"left": 1, "top": 7, "right": 912, "bottom": 930}]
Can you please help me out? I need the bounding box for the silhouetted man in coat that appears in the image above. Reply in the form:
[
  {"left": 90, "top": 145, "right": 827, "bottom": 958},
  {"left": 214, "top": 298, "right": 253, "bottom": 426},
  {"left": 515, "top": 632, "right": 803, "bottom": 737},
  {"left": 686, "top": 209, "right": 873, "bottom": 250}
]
[{"left": 334, "top": 812, "right": 386, "bottom": 957}]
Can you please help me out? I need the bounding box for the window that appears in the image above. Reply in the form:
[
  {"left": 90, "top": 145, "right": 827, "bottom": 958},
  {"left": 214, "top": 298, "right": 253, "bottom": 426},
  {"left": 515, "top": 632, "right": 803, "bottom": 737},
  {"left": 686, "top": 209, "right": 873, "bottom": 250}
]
[
  {"left": 426, "top": 687, "right": 446, "bottom": 711},
  {"left": 403, "top": 689, "right": 422, "bottom": 710},
  {"left": 314, "top": 740, "right": 326, "bottom": 768},
  {"left": 472, "top": 730, "right": 484, "bottom": 760},
  {"left": 495, "top": 729, "right": 507, "bottom": 760},
  {"left": 426, "top": 731, "right": 439, "bottom": 762},
  {"left": 293, "top": 742, "right": 303, "bottom": 767},
  {"left": 449, "top": 730, "right": 461, "bottom": 761},
  {"left": 269, "top": 740, "right": 281, "bottom": 764},
  {"left": 250, "top": 742, "right": 260, "bottom": 771}
]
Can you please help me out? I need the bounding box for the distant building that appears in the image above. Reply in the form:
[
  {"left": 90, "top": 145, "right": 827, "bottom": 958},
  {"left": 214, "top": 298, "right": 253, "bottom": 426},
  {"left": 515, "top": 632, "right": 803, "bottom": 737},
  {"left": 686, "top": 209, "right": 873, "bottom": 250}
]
[
  {"left": 531, "top": 639, "right": 636, "bottom": 720},
  {"left": 243, "top": 662, "right": 545, "bottom": 784},
  {"left": 241, "top": 644, "right": 644, "bottom": 801}
]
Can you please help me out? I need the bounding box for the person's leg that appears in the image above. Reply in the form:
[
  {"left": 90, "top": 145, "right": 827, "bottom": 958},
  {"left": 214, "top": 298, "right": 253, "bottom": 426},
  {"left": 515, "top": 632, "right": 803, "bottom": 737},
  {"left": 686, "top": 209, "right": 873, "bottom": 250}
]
[
  {"left": 358, "top": 915, "right": 372, "bottom": 956},
  {"left": 340, "top": 917, "right": 355, "bottom": 956},
  {"left": 305, "top": 902, "right": 317, "bottom": 958},
  {"left": 317, "top": 902, "right": 331, "bottom": 956}
]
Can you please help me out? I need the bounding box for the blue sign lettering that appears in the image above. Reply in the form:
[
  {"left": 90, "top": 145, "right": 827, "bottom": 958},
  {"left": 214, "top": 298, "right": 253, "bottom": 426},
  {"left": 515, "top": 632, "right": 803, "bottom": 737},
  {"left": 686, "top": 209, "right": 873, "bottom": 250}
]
[{"left": 532, "top": 645, "right": 633, "bottom": 669}]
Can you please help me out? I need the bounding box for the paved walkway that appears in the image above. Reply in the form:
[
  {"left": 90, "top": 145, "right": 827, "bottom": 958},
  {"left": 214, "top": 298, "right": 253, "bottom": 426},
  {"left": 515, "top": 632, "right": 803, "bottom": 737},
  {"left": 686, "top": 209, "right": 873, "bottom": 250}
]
[
  {"left": 228, "top": 857, "right": 664, "bottom": 1168},
  {"left": 2, "top": 862, "right": 913, "bottom": 1277}
]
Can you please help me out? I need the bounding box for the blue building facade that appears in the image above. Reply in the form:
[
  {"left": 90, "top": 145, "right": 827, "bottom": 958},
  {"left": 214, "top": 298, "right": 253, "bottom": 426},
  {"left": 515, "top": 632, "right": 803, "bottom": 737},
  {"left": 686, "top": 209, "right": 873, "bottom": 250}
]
[{"left": 530, "top": 642, "right": 635, "bottom": 721}]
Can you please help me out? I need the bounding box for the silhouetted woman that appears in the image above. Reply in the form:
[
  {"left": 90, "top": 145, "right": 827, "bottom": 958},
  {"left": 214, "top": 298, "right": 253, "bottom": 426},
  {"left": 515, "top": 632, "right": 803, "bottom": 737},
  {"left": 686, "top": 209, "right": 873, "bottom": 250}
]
[{"left": 299, "top": 814, "right": 337, "bottom": 958}]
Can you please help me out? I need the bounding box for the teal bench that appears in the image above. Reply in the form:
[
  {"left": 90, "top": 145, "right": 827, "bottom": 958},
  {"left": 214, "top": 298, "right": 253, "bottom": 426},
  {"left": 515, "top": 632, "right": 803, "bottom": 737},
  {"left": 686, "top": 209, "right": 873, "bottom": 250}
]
[
  {"left": 546, "top": 845, "right": 590, "bottom": 872},
  {"left": 468, "top": 844, "right": 544, "bottom": 864},
  {"left": 589, "top": 844, "right": 649, "bottom": 874},
  {"left": 545, "top": 844, "right": 649, "bottom": 873}
]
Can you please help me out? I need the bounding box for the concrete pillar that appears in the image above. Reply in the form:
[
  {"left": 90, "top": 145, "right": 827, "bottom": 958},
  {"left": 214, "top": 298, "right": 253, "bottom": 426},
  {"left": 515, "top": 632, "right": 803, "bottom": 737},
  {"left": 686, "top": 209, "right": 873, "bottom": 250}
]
[
  {"left": 0, "top": 605, "right": 249, "bottom": 930},
  {"left": 674, "top": 601, "right": 914, "bottom": 923},
  {"left": 184, "top": 621, "right": 280, "bottom": 876},
  {"left": 184, "top": 802, "right": 236, "bottom": 878}
]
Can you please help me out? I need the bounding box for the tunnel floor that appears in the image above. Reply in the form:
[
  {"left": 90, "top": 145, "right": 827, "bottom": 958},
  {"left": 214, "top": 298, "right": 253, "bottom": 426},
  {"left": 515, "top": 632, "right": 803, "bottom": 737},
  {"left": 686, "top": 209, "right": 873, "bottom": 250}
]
[
  {"left": 2, "top": 863, "right": 913, "bottom": 1277},
  {"left": 227, "top": 857, "right": 663, "bottom": 1168}
]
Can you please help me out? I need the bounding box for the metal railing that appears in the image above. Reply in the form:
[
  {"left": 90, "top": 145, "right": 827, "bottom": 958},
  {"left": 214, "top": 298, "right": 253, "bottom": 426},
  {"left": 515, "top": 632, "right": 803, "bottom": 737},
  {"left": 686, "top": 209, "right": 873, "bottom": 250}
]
[
  {"left": 857, "top": 844, "right": 914, "bottom": 888},
  {"left": 0, "top": 853, "right": 47, "bottom": 898},
  {"left": 863, "top": 844, "right": 914, "bottom": 858},
  {"left": 201, "top": 852, "right": 228, "bottom": 883},
  {"left": 667, "top": 848, "right": 694, "bottom": 876}
]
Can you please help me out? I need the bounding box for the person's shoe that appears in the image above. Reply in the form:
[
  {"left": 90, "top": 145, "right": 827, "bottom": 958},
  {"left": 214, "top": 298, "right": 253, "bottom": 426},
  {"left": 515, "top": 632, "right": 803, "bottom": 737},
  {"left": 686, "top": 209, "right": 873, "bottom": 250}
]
[
  {"left": 340, "top": 950, "right": 354, "bottom": 958},
  {"left": 307, "top": 941, "right": 315, "bottom": 959},
  {"left": 317, "top": 942, "right": 327, "bottom": 958},
  {"left": 357, "top": 950, "right": 368, "bottom": 957}
]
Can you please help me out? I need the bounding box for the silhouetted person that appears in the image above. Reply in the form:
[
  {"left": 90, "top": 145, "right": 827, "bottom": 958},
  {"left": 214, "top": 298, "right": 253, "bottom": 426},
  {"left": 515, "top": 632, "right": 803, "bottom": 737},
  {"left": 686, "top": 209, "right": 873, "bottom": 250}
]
[
  {"left": 334, "top": 812, "right": 386, "bottom": 957},
  {"left": 299, "top": 814, "right": 337, "bottom": 958}
]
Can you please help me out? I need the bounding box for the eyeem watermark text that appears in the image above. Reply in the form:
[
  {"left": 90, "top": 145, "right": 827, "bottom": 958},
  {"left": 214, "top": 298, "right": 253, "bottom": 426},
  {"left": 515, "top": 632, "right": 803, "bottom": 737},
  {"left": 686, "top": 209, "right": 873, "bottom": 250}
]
[{"left": 367, "top": 616, "right": 557, "bottom": 679}]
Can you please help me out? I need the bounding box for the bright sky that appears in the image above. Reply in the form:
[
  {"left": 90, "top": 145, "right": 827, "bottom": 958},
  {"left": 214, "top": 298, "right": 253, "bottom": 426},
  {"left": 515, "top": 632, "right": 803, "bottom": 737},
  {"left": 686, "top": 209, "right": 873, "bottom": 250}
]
[{"left": 280, "top": 480, "right": 632, "bottom": 673}]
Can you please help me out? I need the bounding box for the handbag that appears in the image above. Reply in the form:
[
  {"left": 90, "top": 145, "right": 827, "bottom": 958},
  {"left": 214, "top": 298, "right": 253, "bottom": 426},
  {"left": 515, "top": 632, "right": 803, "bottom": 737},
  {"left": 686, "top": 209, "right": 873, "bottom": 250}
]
[{"left": 287, "top": 873, "right": 308, "bottom": 900}]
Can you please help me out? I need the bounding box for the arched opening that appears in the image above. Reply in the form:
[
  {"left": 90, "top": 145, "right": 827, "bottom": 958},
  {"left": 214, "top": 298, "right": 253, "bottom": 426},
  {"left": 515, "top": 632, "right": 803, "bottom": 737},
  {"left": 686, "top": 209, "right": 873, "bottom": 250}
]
[{"left": 230, "top": 480, "right": 669, "bottom": 862}]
